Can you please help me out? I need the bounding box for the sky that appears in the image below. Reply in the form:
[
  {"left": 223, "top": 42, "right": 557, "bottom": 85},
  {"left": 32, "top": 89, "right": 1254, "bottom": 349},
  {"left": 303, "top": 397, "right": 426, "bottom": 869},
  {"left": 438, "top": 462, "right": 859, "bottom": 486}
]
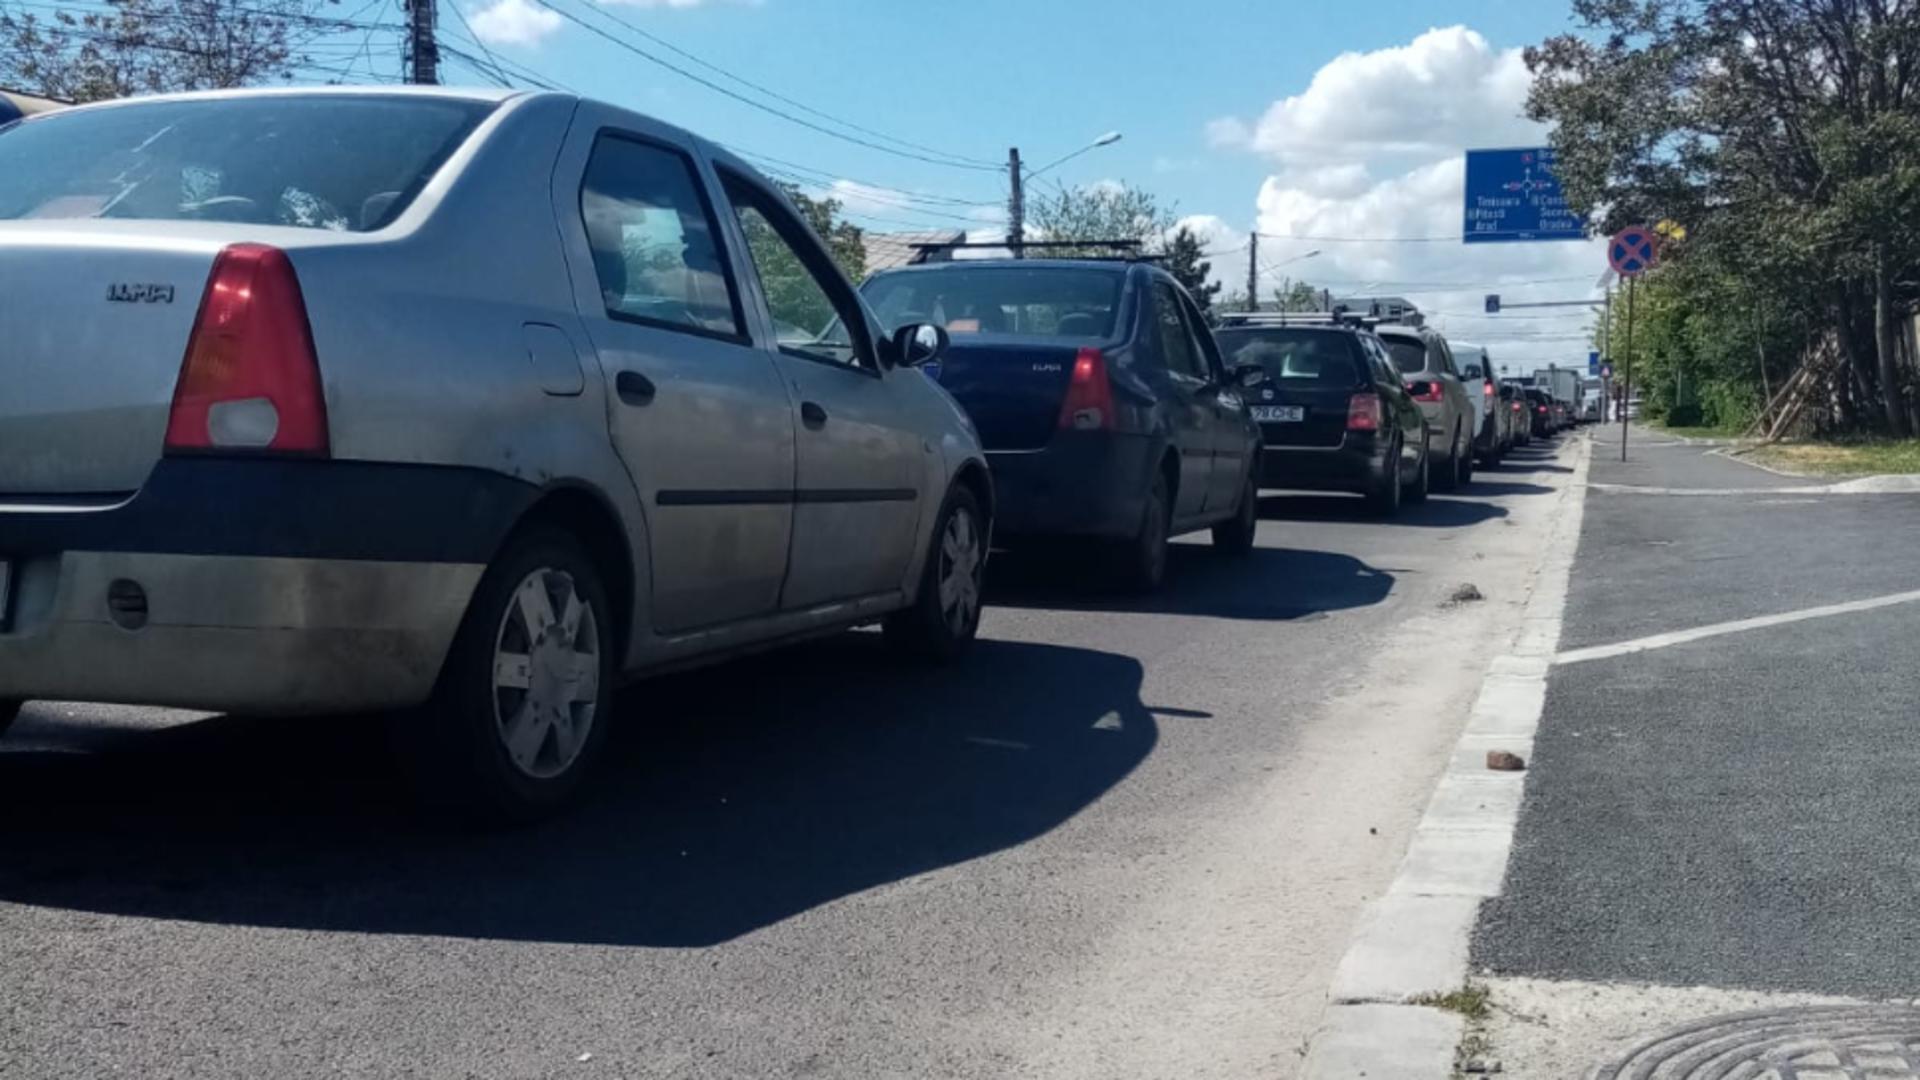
[{"left": 436, "top": 0, "right": 1608, "bottom": 369}]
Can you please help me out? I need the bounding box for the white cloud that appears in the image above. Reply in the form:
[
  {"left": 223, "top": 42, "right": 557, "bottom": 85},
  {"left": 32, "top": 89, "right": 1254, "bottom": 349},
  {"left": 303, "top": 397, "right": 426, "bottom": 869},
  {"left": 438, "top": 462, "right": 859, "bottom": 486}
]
[
  {"left": 1210, "top": 25, "right": 1608, "bottom": 368},
  {"left": 469, "top": 0, "right": 562, "bottom": 46},
  {"left": 1214, "top": 26, "right": 1535, "bottom": 164}
]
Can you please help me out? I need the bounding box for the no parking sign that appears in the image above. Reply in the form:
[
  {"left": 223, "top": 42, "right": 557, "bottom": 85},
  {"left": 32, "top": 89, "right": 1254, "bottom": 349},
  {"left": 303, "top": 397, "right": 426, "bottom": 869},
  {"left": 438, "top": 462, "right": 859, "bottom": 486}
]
[{"left": 1609, "top": 226, "right": 1658, "bottom": 277}]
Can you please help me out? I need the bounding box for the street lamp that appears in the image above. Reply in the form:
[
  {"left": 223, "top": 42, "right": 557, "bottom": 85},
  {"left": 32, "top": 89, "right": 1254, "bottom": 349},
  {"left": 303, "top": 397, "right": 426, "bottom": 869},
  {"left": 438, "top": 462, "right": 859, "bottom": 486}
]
[{"left": 1008, "top": 131, "right": 1124, "bottom": 257}]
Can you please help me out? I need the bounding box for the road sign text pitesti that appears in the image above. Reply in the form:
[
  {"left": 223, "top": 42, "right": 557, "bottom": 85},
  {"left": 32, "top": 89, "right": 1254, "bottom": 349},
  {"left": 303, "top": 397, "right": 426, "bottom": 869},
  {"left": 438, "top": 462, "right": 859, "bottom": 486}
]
[
  {"left": 1608, "top": 225, "right": 1658, "bottom": 277},
  {"left": 1462, "top": 147, "right": 1586, "bottom": 244}
]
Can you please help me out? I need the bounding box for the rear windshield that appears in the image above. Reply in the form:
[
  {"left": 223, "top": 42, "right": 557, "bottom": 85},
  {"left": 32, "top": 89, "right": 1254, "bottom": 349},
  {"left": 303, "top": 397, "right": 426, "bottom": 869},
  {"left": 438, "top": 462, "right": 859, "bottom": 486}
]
[
  {"left": 1214, "top": 328, "right": 1362, "bottom": 387},
  {"left": 863, "top": 266, "right": 1124, "bottom": 340},
  {"left": 0, "top": 95, "right": 494, "bottom": 232},
  {"left": 1379, "top": 335, "right": 1428, "bottom": 374}
]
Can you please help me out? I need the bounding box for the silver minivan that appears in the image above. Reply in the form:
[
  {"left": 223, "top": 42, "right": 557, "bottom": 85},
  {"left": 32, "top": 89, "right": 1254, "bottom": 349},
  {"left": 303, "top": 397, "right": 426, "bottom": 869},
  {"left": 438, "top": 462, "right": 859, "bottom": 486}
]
[{"left": 0, "top": 88, "right": 991, "bottom": 819}]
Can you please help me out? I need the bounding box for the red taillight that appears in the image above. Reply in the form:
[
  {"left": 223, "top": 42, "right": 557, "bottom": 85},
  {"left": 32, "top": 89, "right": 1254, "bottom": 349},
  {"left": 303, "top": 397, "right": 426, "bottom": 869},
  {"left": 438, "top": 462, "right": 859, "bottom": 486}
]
[
  {"left": 165, "top": 244, "right": 328, "bottom": 455},
  {"left": 1482, "top": 381, "right": 1495, "bottom": 398},
  {"left": 1537, "top": 405, "right": 1549, "bottom": 414},
  {"left": 1407, "top": 381, "right": 1445, "bottom": 403},
  {"left": 1346, "top": 392, "right": 1383, "bottom": 431},
  {"left": 1057, "top": 347, "right": 1114, "bottom": 431},
  {"left": 1511, "top": 401, "right": 1523, "bottom": 413}
]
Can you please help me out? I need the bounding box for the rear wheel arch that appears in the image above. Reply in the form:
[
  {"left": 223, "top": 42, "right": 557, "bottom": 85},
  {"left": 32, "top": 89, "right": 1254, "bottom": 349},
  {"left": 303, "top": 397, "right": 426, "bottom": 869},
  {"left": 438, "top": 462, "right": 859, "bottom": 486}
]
[{"left": 503, "top": 485, "right": 636, "bottom": 660}]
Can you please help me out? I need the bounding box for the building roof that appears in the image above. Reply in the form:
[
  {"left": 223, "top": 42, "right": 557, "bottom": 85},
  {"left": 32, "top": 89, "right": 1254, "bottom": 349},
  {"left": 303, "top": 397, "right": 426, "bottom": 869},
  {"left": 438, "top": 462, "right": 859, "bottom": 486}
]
[{"left": 862, "top": 230, "right": 966, "bottom": 272}]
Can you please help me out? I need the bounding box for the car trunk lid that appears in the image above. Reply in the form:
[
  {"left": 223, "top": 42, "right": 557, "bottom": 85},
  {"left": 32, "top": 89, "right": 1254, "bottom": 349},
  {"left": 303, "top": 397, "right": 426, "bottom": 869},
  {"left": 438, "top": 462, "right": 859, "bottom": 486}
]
[
  {"left": 927, "top": 339, "right": 1081, "bottom": 451},
  {"left": 0, "top": 231, "right": 219, "bottom": 495}
]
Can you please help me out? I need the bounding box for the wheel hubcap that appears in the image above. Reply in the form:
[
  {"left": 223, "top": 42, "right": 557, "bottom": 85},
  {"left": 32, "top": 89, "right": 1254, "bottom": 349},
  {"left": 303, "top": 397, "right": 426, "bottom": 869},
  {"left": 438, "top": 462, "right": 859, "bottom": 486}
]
[
  {"left": 936, "top": 507, "right": 983, "bottom": 637},
  {"left": 492, "top": 568, "right": 600, "bottom": 780}
]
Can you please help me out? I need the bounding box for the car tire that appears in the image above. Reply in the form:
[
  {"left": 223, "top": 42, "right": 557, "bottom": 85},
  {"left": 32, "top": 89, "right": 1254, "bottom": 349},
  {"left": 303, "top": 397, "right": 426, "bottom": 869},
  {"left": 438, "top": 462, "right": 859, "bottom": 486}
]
[
  {"left": 1405, "top": 433, "right": 1431, "bottom": 504},
  {"left": 1366, "top": 437, "right": 1404, "bottom": 516},
  {"left": 884, "top": 484, "right": 986, "bottom": 663},
  {"left": 404, "top": 525, "right": 617, "bottom": 825},
  {"left": 0, "top": 700, "right": 19, "bottom": 739},
  {"left": 1459, "top": 429, "right": 1476, "bottom": 485},
  {"left": 1211, "top": 467, "right": 1258, "bottom": 556},
  {"left": 1115, "top": 468, "right": 1172, "bottom": 591},
  {"left": 1434, "top": 427, "right": 1461, "bottom": 492}
]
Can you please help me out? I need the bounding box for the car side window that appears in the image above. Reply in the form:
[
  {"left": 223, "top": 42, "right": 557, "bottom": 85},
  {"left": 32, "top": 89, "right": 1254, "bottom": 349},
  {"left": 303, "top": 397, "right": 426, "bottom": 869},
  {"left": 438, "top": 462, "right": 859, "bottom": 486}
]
[
  {"left": 579, "top": 134, "right": 743, "bottom": 338},
  {"left": 1430, "top": 338, "right": 1456, "bottom": 376},
  {"left": 1152, "top": 282, "right": 1207, "bottom": 380},
  {"left": 1363, "top": 338, "right": 1393, "bottom": 383},
  {"left": 720, "top": 171, "right": 871, "bottom": 370},
  {"left": 1174, "top": 290, "right": 1226, "bottom": 381}
]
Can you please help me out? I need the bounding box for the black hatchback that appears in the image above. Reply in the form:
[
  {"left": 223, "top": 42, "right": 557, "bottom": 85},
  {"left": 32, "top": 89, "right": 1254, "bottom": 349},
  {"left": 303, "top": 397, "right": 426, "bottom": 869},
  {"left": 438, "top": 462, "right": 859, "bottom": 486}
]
[
  {"left": 862, "top": 259, "right": 1264, "bottom": 590},
  {"left": 1213, "top": 314, "right": 1432, "bottom": 515}
]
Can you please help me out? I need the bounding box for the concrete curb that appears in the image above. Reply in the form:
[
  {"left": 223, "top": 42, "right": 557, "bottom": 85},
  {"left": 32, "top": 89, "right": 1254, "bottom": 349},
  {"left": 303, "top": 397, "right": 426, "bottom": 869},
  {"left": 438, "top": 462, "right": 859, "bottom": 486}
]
[
  {"left": 1301, "top": 434, "right": 1591, "bottom": 1080},
  {"left": 1711, "top": 445, "right": 1920, "bottom": 492}
]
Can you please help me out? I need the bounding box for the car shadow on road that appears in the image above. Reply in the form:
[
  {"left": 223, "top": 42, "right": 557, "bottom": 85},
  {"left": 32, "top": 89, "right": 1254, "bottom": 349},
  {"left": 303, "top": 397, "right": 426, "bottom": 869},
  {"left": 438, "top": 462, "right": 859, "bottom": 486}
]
[
  {"left": 1492, "top": 443, "right": 1574, "bottom": 474},
  {"left": 0, "top": 634, "right": 1157, "bottom": 948},
  {"left": 1454, "top": 480, "right": 1557, "bottom": 497},
  {"left": 1257, "top": 492, "right": 1511, "bottom": 528},
  {"left": 985, "top": 543, "right": 1394, "bottom": 620}
]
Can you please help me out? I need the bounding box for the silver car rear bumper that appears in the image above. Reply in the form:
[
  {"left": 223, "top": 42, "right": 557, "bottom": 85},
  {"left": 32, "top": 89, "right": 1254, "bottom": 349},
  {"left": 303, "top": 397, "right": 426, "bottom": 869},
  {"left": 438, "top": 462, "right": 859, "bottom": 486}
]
[{"left": 0, "top": 552, "right": 482, "bottom": 715}]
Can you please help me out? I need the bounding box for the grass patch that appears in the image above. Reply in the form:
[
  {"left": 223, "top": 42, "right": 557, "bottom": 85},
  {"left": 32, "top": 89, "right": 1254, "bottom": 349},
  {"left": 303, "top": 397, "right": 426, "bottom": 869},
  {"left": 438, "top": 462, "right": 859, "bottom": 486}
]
[
  {"left": 1411, "top": 982, "right": 1492, "bottom": 1022},
  {"left": 1744, "top": 439, "right": 1920, "bottom": 476}
]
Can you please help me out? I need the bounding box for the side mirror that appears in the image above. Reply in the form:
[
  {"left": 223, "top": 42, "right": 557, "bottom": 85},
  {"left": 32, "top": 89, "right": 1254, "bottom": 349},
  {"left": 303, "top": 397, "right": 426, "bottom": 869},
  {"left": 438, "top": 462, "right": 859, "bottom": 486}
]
[
  {"left": 891, "top": 322, "right": 949, "bottom": 368},
  {"left": 1232, "top": 363, "right": 1268, "bottom": 389}
]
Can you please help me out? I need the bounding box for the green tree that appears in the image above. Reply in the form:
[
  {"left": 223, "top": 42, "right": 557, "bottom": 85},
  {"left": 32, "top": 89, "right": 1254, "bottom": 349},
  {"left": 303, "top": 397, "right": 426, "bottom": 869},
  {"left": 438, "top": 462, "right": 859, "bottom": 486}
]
[
  {"left": 1026, "top": 181, "right": 1175, "bottom": 259},
  {"left": 1274, "top": 279, "right": 1321, "bottom": 312},
  {"left": 1527, "top": 0, "right": 1920, "bottom": 435},
  {"left": 1163, "top": 226, "right": 1222, "bottom": 312},
  {"left": 780, "top": 184, "right": 867, "bottom": 284},
  {"left": 0, "top": 0, "right": 334, "bottom": 102}
]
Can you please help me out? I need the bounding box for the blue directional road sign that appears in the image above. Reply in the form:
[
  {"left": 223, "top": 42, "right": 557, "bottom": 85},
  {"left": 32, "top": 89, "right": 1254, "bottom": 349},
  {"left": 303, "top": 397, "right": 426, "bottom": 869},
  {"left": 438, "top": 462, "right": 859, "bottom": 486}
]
[
  {"left": 1463, "top": 147, "right": 1586, "bottom": 244},
  {"left": 1589, "top": 351, "right": 1601, "bottom": 375}
]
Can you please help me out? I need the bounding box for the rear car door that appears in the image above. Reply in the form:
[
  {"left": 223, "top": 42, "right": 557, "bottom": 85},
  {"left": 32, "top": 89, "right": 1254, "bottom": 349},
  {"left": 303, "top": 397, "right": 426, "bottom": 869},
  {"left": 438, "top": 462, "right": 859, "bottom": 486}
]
[
  {"left": 715, "top": 169, "right": 923, "bottom": 610},
  {"left": 564, "top": 122, "right": 796, "bottom": 634},
  {"left": 1147, "top": 280, "right": 1215, "bottom": 520},
  {"left": 1431, "top": 337, "right": 1470, "bottom": 443},
  {"left": 1176, "top": 291, "right": 1251, "bottom": 511}
]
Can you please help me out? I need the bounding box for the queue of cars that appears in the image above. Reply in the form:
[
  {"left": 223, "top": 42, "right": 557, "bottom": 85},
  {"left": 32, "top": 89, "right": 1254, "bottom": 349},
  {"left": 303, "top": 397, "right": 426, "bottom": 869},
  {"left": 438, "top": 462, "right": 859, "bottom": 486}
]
[{"left": 0, "top": 87, "right": 1566, "bottom": 821}]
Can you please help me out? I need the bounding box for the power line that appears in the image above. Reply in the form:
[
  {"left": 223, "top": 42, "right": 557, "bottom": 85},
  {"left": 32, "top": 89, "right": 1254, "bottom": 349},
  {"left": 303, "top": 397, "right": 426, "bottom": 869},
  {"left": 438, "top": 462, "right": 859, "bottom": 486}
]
[
  {"left": 557, "top": 0, "right": 999, "bottom": 169},
  {"left": 1256, "top": 230, "right": 1464, "bottom": 244},
  {"left": 726, "top": 147, "right": 1000, "bottom": 208},
  {"left": 439, "top": 2, "right": 511, "bottom": 88},
  {"left": 526, "top": 0, "right": 1001, "bottom": 172}
]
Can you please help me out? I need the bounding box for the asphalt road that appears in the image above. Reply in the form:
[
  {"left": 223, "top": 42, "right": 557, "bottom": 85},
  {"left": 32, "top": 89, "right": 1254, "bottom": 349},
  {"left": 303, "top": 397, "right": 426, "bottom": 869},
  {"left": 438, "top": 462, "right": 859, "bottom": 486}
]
[
  {"left": 1476, "top": 436, "right": 1920, "bottom": 998},
  {"left": 0, "top": 438, "right": 1578, "bottom": 1080}
]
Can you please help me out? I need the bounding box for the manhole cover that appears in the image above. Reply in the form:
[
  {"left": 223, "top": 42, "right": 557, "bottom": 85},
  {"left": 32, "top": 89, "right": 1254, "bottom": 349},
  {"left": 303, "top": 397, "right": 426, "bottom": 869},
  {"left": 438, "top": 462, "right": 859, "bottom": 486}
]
[{"left": 1594, "top": 1006, "right": 1920, "bottom": 1079}]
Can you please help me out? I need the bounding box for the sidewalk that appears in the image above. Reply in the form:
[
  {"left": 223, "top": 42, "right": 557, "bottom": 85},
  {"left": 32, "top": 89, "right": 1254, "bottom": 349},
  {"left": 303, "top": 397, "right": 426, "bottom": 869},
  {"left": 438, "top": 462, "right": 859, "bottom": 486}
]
[{"left": 1468, "top": 430, "right": 1920, "bottom": 1076}]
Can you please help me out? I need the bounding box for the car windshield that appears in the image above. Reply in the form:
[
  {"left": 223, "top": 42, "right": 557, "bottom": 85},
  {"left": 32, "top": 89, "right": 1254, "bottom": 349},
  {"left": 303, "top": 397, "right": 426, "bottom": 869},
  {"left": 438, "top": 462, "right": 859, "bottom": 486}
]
[
  {"left": 1214, "top": 328, "right": 1360, "bottom": 386},
  {"left": 863, "top": 266, "right": 1124, "bottom": 339},
  {"left": 1379, "top": 336, "right": 1428, "bottom": 374},
  {"left": 0, "top": 95, "right": 494, "bottom": 231}
]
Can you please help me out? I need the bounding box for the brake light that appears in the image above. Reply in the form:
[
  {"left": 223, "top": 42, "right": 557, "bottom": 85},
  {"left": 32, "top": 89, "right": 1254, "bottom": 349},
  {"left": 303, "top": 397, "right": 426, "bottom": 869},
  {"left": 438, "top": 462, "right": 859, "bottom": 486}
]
[
  {"left": 1511, "top": 401, "right": 1523, "bottom": 413},
  {"left": 1537, "top": 405, "right": 1549, "bottom": 414},
  {"left": 1482, "top": 381, "right": 1495, "bottom": 398},
  {"left": 165, "top": 244, "right": 328, "bottom": 455},
  {"left": 1057, "top": 347, "right": 1114, "bottom": 431},
  {"left": 1407, "top": 382, "right": 1445, "bottom": 403},
  {"left": 1346, "top": 392, "right": 1383, "bottom": 431}
]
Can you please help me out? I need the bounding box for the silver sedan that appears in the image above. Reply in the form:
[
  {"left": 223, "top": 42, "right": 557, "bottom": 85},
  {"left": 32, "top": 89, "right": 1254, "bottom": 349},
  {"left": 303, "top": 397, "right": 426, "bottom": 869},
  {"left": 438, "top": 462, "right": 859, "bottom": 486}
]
[{"left": 0, "top": 87, "right": 991, "bottom": 820}]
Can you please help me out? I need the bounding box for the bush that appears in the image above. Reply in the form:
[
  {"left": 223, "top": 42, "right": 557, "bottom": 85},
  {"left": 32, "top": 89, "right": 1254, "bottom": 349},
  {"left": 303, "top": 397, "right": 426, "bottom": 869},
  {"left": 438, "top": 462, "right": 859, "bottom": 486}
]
[{"left": 1666, "top": 402, "right": 1705, "bottom": 427}]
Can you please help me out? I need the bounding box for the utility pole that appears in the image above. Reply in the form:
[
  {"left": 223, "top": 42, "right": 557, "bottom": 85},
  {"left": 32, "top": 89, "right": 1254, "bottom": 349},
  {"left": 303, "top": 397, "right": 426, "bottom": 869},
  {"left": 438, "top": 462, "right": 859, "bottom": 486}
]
[
  {"left": 1246, "top": 231, "right": 1258, "bottom": 311},
  {"left": 1006, "top": 148, "right": 1024, "bottom": 259},
  {"left": 404, "top": 0, "right": 439, "bottom": 84},
  {"left": 1600, "top": 288, "right": 1612, "bottom": 423}
]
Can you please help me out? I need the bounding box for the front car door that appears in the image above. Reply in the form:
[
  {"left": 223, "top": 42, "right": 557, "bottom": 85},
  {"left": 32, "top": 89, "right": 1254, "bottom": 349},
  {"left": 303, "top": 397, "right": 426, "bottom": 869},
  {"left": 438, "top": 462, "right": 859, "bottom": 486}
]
[
  {"left": 1430, "top": 336, "right": 1470, "bottom": 447},
  {"left": 558, "top": 114, "right": 797, "bottom": 634},
  {"left": 1146, "top": 279, "right": 1215, "bottom": 522},
  {"left": 1364, "top": 336, "right": 1425, "bottom": 478},
  {"left": 714, "top": 168, "right": 925, "bottom": 610}
]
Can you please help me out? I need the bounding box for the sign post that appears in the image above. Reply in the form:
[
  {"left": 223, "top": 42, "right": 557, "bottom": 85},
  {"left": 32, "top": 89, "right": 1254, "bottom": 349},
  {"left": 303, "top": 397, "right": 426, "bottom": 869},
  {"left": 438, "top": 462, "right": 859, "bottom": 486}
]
[
  {"left": 1609, "top": 225, "right": 1658, "bottom": 461},
  {"left": 1462, "top": 148, "right": 1586, "bottom": 244}
]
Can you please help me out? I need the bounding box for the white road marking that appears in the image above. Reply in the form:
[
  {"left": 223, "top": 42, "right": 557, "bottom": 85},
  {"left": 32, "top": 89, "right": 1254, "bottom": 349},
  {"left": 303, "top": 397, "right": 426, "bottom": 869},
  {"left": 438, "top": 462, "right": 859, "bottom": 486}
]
[{"left": 1555, "top": 588, "right": 1920, "bottom": 666}]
